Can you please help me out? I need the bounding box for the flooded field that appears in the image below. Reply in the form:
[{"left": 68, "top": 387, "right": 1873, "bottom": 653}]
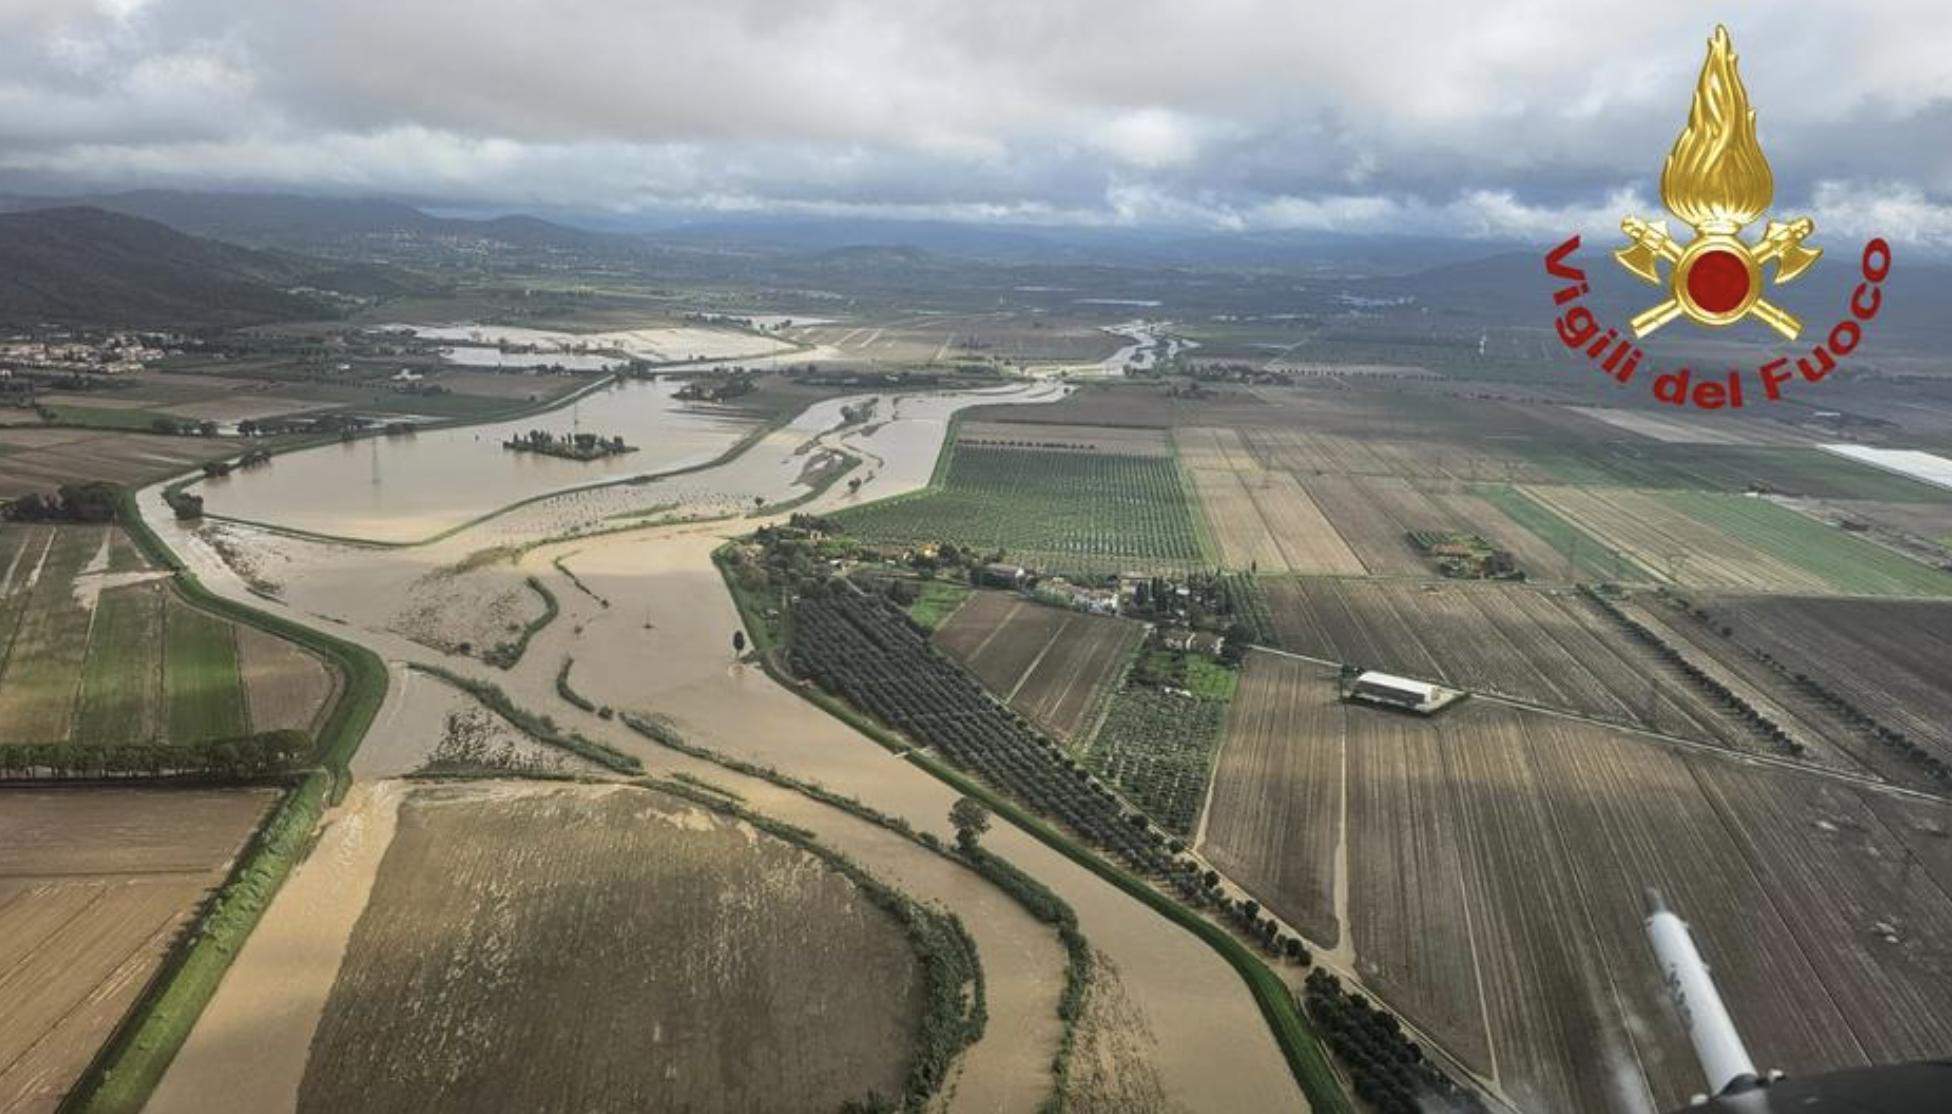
[
  {"left": 134, "top": 376, "right": 1305, "bottom": 1112},
  {"left": 436, "top": 345, "right": 622, "bottom": 371},
  {"left": 389, "top": 323, "right": 795, "bottom": 363},
  {"left": 193, "top": 378, "right": 751, "bottom": 542}
]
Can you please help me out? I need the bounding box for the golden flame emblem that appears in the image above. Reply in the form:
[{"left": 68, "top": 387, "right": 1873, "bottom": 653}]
[{"left": 1615, "top": 26, "right": 1820, "bottom": 339}]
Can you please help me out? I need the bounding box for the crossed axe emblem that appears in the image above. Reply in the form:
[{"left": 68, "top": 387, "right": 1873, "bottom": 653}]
[{"left": 1614, "top": 216, "right": 1821, "bottom": 340}]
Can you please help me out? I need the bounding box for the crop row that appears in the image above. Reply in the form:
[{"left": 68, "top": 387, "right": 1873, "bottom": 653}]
[
  {"left": 1661, "top": 592, "right": 1952, "bottom": 789},
  {"left": 830, "top": 446, "right": 1205, "bottom": 569},
  {"left": 788, "top": 582, "right": 1178, "bottom": 875},
  {"left": 1083, "top": 685, "right": 1227, "bottom": 837},
  {"left": 1579, "top": 587, "right": 1804, "bottom": 758}
]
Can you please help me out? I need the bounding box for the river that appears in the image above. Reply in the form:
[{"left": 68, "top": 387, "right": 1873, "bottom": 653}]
[{"left": 135, "top": 377, "right": 1307, "bottom": 1113}]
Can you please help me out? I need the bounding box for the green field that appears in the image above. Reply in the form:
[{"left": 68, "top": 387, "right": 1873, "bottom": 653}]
[
  {"left": 1656, "top": 491, "right": 1952, "bottom": 596},
  {"left": 1471, "top": 483, "right": 1649, "bottom": 581},
  {"left": 1662, "top": 446, "right": 1952, "bottom": 501},
  {"left": 76, "top": 584, "right": 165, "bottom": 742},
  {"left": 904, "top": 579, "right": 973, "bottom": 632},
  {"left": 833, "top": 445, "right": 1208, "bottom": 574},
  {"left": 163, "top": 594, "right": 249, "bottom": 739},
  {"left": 0, "top": 525, "right": 256, "bottom": 745}
]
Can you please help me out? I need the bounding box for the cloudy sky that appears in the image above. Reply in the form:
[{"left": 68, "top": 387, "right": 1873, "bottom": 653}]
[{"left": 6, "top": 0, "right": 1952, "bottom": 244}]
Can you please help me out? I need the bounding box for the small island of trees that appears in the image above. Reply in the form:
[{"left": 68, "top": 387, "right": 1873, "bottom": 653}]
[{"left": 501, "top": 429, "right": 637, "bottom": 461}]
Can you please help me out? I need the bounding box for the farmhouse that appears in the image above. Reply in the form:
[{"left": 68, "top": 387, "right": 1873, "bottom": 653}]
[{"left": 1344, "top": 670, "right": 1464, "bottom": 715}]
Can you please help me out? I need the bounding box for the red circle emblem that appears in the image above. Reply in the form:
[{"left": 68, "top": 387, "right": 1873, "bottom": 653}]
[{"left": 1686, "top": 249, "right": 1751, "bottom": 314}]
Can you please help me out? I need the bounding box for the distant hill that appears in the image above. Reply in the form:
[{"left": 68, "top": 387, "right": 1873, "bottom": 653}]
[
  {"left": 0, "top": 190, "right": 625, "bottom": 256},
  {"left": 0, "top": 207, "right": 402, "bottom": 327}
]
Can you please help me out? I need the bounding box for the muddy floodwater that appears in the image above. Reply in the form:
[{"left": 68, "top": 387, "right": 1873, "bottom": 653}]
[
  {"left": 193, "top": 378, "right": 750, "bottom": 543},
  {"left": 136, "top": 377, "right": 1306, "bottom": 1113}
]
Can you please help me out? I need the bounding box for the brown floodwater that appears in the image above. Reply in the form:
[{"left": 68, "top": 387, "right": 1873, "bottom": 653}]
[{"left": 134, "top": 379, "right": 1304, "bottom": 1112}]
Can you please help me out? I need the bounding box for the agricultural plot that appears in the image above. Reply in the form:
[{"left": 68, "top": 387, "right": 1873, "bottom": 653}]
[
  {"left": 831, "top": 445, "right": 1207, "bottom": 575},
  {"left": 1172, "top": 426, "right": 1259, "bottom": 472},
  {"left": 790, "top": 586, "right": 1175, "bottom": 872},
  {"left": 1200, "top": 670, "right": 1952, "bottom": 1114},
  {"left": 1703, "top": 595, "right": 1952, "bottom": 772},
  {"left": 1525, "top": 486, "right": 1952, "bottom": 595},
  {"left": 1198, "top": 653, "right": 1343, "bottom": 946},
  {"left": 298, "top": 782, "right": 929, "bottom": 1114},
  {"left": 1657, "top": 491, "right": 1952, "bottom": 596},
  {"left": 957, "top": 420, "right": 1172, "bottom": 456},
  {"left": 1470, "top": 484, "right": 1642, "bottom": 581},
  {"left": 0, "top": 428, "right": 234, "bottom": 498},
  {"left": 0, "top": 525, "right": 333, "bottom": 747},
  {"left": 932, "top": 591, "right": 1144, "bottom": 741},
  {"left": 1185, "top": 466, "right": 1365, "bottom": 575},
  {"left": 0, "top": 787, "right": 274, "bottom": 1114},
  {"left": 1082, "top": 683, "right": 1229, "bottom": 836},
  {"left": 1259, "top": 578, "right": 1757, "bottom": 748}
]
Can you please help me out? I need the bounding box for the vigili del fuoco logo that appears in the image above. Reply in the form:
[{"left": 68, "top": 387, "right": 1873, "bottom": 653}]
[{"left": 1543, "top": 25, "right": 1891, "bottom": 410}]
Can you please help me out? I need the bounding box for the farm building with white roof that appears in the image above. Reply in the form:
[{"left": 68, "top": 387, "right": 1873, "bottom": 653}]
[{"left": 1345, "top": 670, "right": 1464, "bottom": 715}]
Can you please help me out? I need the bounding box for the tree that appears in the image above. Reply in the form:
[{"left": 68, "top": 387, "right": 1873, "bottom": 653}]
[{"left": 949, "top": 797, "right": 990, "bottom": 850}]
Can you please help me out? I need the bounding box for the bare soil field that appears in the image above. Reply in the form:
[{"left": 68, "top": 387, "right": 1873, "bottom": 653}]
[
  {"left": 1260, "top": 577, "right": 1754, "bottom": 747},
  {"left": 958, "top": 420, "right": 1172, "bottom": 456},
  {"left": 0, "top": 427, "right": 233, "bottom": 497},
  {"left": 933, "top": 591, "right": 1143, "bottom": 740},
  {"left": 1198, "top": 653, "right": 1343, "bottom": 946},
  {"left": 234, "top": 625, "right": 339, "bottom": 736},
  {"left": 1199, "top": 668, "right": 1952, "bottom": 1114},
  {"left": 1699, "top": 595, "right": 1952, "bottom": 771},
  {"left": 296, "top": 781, "right": 928, "bottom": 1114},
  {"left": 0, "top": 787, "right": 273, "bottom": 1114}
]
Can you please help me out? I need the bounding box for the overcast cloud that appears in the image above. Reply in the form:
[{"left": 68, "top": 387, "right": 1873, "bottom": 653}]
[{"left": 5, "top": 0, "right": 1952, "bottom": 244}]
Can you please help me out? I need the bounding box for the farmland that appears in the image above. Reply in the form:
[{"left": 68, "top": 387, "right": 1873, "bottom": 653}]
[
  {"left": 957, "top": 420, "right": 1172, "bottom": 456},
  {"left": 1085, "top": 680, "right": 1230, "bottom": 837},
  {"left": 932, "top": 591, "right": 1144, "bottom": 740},
  {"left": 1521, "top": 486, "right": 1952, "bottom": 596},
  {"left": 1197, "top": 661, "right": 1952, "bottom": 1114},
  {"left": 1198, "top": 653, "right": 1343, "bottom": 946},
  {"left": 830, "top": 443, "right": 1207, "bottom": 574},
  {"left": 788, "top": 582, "right": 1177, "bottom": 874},
  {"left": 297, "top": 782, "right": 934, "bottom": 1114},
  {"left": 0, "top": 787, "right": 274, "bottom": 1114},
  {"left": 1258, "top": 577, "right": 1762, "bottom": 749},
  {"left": 0, "top": 524, "right": 335, "bottom": 749},
  {"left": 0, "top": 427, "right": 235, "bottom": 499},
  {"left": 1683, "top": 595, "right": 1952, "bottom": 774}
]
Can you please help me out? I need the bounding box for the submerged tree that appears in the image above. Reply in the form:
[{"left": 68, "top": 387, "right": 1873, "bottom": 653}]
[{"left": 949, "top": 797, "right": 990, "bottom": 851}]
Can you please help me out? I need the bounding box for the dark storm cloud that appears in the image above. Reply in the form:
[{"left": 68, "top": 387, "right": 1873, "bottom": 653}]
[{"left": 5, "top": 0, "right": 1952, "bottom": 242}]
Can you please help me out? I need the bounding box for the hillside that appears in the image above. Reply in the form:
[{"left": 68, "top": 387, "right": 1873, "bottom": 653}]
[
  {"left": 0, "top": 207, "right": 377, "bottom": 327},
  {"left": 0, "top": 190, "right": 624, "bottom": 256}
]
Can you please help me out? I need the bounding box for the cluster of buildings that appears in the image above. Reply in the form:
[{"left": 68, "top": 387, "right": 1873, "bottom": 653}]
[{"left": 0, "top": 332, "right": 175, "bottom": 375}]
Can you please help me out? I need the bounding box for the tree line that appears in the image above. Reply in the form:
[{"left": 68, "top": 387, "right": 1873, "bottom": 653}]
[{"left": 0, "top": 730, "right": 312, "bottom": 780}]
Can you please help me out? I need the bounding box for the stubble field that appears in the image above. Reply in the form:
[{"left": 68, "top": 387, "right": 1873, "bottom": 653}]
[{"left": 0, "top": 787, "right": 274, "bottom": 1114}]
